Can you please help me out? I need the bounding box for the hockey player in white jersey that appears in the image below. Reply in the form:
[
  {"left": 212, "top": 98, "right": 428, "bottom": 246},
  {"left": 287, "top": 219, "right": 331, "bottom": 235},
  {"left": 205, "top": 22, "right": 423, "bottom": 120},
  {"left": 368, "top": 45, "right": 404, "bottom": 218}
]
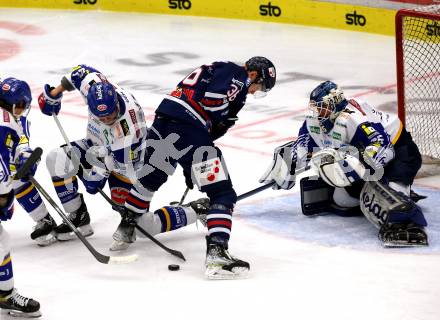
[
  {"left": 0, "top": 77, "right": 41, "bottom": 317},
  {"left": 38, "top": 65, "right": 204, "bottom": 251},
  {"left": 260, "top": 81, "right": 428, "bottom": 247}
]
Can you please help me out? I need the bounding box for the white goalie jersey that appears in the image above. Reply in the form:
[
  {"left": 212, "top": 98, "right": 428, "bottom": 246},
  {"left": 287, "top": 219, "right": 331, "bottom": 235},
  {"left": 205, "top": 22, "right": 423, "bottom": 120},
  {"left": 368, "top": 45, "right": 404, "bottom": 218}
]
[{"left": 298, "top": 97, "right": 401, "bottom": 168}]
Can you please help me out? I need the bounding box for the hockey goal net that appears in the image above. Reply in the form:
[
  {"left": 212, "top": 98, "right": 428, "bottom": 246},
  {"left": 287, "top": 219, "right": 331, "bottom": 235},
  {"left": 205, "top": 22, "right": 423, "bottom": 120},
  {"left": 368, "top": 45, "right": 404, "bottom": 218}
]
[{"left": 396, "top": 5, "right": 440, "bottom": 164}]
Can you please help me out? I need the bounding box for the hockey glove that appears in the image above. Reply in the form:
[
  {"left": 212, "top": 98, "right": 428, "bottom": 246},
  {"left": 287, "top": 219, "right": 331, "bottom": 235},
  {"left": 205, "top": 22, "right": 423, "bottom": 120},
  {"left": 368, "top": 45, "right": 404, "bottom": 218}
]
[
  {"left": 311, "top": 148, "right": 365, "bottom": 188},
  {"left": 15, "top": 147, "right": 39, "bottom": 178},
  {"left": 0, "top": 191, "right": 14, "bottom": 221},
  {"left": 81, "top": 167, "right": 109, "bottom": 195},
  {"left": 210, "top": 117, "right": 238, "bottom": 141},
  {"left": 259, "top": 141, "right": 297, "bottom": 190},
  {"left": 38, "top": 84, "right": 62, "bottom": 116}
]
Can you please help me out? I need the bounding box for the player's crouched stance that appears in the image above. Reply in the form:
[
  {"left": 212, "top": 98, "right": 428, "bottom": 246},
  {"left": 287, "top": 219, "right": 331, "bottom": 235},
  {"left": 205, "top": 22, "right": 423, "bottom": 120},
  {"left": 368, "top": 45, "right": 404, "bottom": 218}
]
[
  {"left": 0, "top": 78, "right": 58, "bottom": 246},
  {"left": 260, "top": 81, "right": 428, "bottom": 247},
  {"left": 0, "top": 79, "right": 41, "bottom": 317},
  {"left": 116, "top": 57, "right": 276, "bottom": 278}
]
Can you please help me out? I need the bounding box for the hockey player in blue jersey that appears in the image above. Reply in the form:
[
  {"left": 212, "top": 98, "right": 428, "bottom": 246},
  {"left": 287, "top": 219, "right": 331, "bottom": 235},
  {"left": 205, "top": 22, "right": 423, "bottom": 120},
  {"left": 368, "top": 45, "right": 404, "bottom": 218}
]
[
  {"left": 0, "top": 78, "right": 41, "bottom": 317},
  {"left": 38, "top": 65, "right": 208, "bottom": 252},
  {"left": 0, "top": 78, "right": 58, "bottom": 247},
  {"left": 37, "top": 65, "right": 148, "bottom": 245},
  {"left": 260, "top": 81, "right": 428, "bottom": 247},
  {"left": 113, "top": 57, "right": 276, "bottom": 279}
]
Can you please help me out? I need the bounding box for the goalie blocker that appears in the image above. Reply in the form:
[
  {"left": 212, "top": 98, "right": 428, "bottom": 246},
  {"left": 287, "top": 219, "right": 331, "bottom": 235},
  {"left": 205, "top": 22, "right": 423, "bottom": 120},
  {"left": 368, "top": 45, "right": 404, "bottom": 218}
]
[{"left": 300, "top": 148, "right": 428, "bottom": 247}]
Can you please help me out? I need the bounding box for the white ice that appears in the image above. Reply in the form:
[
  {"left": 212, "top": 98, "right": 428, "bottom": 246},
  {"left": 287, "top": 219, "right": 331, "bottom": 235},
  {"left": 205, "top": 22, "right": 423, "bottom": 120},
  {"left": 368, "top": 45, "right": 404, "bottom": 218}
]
[{"left": 0, "top": 8, "right": 439, "bottom": 320}]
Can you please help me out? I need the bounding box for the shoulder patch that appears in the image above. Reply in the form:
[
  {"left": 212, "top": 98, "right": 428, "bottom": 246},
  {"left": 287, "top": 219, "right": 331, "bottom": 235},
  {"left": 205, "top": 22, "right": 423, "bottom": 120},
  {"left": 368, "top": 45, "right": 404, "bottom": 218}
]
[
  {"left": 120, "top": 119, "right": 130, "bottom": 136},
  {"left": 129, "top": 109, "right": 137, "bottom": 125}
]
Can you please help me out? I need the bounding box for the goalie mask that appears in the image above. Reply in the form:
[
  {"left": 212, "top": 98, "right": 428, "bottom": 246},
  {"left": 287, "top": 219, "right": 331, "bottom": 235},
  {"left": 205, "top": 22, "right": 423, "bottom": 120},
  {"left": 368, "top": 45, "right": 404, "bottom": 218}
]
[
  {"left": 0, "top": 77, "right": 32, "bottom": 117},
  {"left": 245, "top": 56, "right": 276, "bottom": 98},
  {"left": 309, "top": 81, "right": 348, "bottom": 133}
]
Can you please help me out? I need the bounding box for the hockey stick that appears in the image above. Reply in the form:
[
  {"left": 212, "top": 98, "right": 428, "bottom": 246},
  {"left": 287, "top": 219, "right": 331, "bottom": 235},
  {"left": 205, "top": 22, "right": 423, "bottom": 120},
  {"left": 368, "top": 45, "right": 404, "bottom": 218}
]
[
  {"left": 236, "top": 165, "right": 311, "bottom": 202},
  {"left": 178, "top": 187, "right": 190, "bottom": 205},
  {"left": 98, "top": 189, "right": 186, "bottom": 261},
  {"left": 237, "top": 182, "right": 275, "bottom": 201},
  {"left": 17, "top": 148, "right": 138, "bottom": 264},
  {"left": 53, "top": 114, "right": 186, "bottom": 261}
]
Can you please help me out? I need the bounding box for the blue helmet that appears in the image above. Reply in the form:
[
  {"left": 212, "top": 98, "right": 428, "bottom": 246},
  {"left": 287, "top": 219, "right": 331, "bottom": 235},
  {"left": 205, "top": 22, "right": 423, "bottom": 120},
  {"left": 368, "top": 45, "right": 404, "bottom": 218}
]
[
  {"left": 245, "top": 56, "right": 276, "bottom": 92},
  {"left": 309, "top": 81, "right": 348, "bottom": 133},
  {"left": 0, "top": 77, "right": 32, "bottom": 116},
  {"left": 87, "top": 82, "right": 118, "bottom": 118}
]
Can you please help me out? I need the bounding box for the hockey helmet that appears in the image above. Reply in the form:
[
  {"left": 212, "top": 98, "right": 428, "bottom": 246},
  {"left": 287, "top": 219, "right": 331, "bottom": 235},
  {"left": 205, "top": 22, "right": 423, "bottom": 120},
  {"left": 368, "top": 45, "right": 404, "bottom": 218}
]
[
  {"left": 0, "top": 77, "right": 32, "bottom": 117},
  {"left": 245, "top": 56, "right": 276, "bottom": 92},
  {"left": 309, "top": 81, "right": 348, "bottom": 133},
  {"left": 87, "top": 82, "right": 118, "bottom": 119}
]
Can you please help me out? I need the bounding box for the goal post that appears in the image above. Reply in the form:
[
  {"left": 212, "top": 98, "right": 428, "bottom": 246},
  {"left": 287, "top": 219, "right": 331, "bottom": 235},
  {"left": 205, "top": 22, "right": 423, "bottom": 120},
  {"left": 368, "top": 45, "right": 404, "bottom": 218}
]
[{"left": 395, "top": 5, "right": 440, "bottom": 160}]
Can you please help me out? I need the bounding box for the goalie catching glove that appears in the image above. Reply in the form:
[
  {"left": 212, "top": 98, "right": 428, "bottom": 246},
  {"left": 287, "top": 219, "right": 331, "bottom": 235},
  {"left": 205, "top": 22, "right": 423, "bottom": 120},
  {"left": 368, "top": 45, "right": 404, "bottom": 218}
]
[{"left": 259, "top": 140, "right": 297, "bottom": 190}]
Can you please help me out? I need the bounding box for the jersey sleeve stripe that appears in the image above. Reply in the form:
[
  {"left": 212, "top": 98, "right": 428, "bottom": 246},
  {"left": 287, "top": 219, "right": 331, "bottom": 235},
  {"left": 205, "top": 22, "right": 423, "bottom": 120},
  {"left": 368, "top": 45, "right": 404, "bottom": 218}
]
[
  {"left": 204, "top": 92, "right": 227, "bottom": 98},
  {"left": 202, "top": 102, "right": 229, "bottom": 112}
]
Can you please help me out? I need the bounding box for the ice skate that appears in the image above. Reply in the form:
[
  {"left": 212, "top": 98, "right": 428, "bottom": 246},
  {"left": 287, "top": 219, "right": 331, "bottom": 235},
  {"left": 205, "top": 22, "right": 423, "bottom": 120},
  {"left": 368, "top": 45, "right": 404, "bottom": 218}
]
[
  {"left": 379, "top": 223, "right": 428, "bottom": 247},
  {"left": 55, "top": 194, "right": 93, "bottom": 241},
  {"left": 30, "top": 214, "right": 57, "bottom": 246},
  {"left": 0, "top": 288, "right": 41, "bottom": 318},
  {"left": 186, "top": 198, "right": 210, "bottom": 227},
  {"left": 110, "top": 217, "right": 137, "bottom": 251},
  {"left": 205, "top": 236, "right": 250, "bottom": 280}
]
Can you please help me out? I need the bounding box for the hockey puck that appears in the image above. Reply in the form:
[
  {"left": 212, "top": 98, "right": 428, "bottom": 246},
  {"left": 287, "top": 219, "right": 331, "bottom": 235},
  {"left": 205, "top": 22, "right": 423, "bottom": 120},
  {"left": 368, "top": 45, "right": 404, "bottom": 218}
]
[{"left": 168, "top": 264, "right": 180, "bottom": 271}]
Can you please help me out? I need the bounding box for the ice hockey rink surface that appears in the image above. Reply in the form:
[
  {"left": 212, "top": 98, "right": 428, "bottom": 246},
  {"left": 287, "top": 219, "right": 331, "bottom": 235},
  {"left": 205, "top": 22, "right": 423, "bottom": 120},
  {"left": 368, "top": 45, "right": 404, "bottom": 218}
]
[{"left": 0, "top": 8, "right": 439, "bottom": 320}]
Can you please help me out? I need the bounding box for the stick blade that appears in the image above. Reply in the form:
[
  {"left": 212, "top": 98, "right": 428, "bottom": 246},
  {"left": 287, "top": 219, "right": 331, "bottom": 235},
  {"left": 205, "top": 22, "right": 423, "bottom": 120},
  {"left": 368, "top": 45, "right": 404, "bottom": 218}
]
[{"left": 108, "top": 254, "right": 139, "bottom": 265}]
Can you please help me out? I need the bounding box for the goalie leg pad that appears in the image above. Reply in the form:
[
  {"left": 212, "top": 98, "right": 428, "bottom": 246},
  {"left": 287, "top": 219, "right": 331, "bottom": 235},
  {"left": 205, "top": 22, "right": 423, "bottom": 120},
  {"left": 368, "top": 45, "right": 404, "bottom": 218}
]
[{"left": 360, "top": 181, "right": 427, "bottom": 229}]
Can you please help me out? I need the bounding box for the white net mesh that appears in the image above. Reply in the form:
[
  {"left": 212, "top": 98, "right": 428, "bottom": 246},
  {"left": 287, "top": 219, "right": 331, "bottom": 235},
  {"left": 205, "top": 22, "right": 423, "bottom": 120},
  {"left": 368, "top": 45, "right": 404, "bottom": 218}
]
[{"left": 399, "top": 5, "right": 440, "bottom": 160}]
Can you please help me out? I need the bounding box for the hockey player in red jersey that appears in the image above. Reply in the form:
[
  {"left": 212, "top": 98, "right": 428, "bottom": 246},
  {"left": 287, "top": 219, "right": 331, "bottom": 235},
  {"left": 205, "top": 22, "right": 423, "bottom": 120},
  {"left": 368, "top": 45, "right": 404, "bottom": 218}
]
[{"left": 113, "top": 57, "right": 276, "bottom": 279}]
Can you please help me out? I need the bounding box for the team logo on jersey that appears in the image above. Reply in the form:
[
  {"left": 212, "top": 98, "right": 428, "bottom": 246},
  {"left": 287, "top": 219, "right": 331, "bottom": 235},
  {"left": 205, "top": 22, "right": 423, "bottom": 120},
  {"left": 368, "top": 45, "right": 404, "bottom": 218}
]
[
  {"left": 2, "top": 83, "right": 10, "bottom": 91},
  {"left": 361, "top": 124, "right": 376, "bottom": 136},
  {"left": 268, "top": 67, "right": 276, "bottom": 78},
  {"left": 97, "top": 104, "right": 107, "bottom": 112},
  {"left": 332, "top": 132, "right": 342, "bottom": 140},
  {"left": 310, "top": 126, "right": 320, "bottom": 134},
  {"left": 3, "top": 110, "right": 10, "bottom": 123},
  {"left": 4, "top": 133, "right": 13, "bottom": 148}
]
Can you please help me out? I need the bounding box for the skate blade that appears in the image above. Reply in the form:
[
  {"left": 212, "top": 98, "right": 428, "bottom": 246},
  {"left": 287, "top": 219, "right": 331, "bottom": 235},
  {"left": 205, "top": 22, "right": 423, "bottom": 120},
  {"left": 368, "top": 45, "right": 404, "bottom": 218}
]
[
  {"left": 35, "top": 232, "right": 58, "bottom": 247},
  {"left": 205, "top": 266, "right": 249, "bottom": 280},
  {"left": 382, "top": 241, "right": 429, "bottom": 248},
  {"left": 109, "top": 240, "right": 131, "bottom": 251},
  {"left": 56, "top": 225, "right": 94, "bottom": 241},
  {"left": 1, "top": 308, "right": 42, "bottom": 318}
]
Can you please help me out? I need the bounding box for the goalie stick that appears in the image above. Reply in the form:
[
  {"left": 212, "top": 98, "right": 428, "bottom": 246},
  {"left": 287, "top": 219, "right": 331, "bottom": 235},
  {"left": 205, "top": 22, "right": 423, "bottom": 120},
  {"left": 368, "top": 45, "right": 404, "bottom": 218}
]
[
  {"left": 53, "top": 115, "right": 186, "bottom": 261},
  {"left": 16, "top": 148, "right": 138, "bottom": 265}
]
